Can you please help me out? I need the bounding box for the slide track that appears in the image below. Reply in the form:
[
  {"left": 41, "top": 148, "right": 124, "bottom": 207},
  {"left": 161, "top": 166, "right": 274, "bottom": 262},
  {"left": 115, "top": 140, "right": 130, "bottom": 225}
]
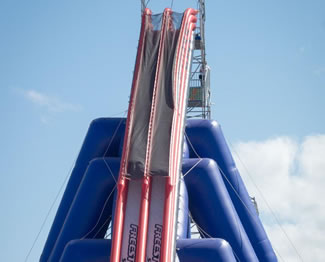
[{"left": 110, "top": 8, "right": 197, "bottom": 262}]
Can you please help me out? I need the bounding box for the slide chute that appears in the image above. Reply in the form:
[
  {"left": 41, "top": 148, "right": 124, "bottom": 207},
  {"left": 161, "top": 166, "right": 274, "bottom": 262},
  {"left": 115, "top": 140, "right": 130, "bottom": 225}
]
[
  {"left": 40, "top": 8, "right": 277, "bottom": 262},
  {"left": 110, "top": 8, "right": 196, "bottom": 262}
]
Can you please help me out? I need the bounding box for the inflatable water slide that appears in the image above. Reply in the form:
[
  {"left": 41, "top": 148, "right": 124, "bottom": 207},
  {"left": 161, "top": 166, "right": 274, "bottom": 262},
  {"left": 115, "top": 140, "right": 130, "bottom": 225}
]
[{"left": 40, "top": 8, "right": 278, "bottom": 262}]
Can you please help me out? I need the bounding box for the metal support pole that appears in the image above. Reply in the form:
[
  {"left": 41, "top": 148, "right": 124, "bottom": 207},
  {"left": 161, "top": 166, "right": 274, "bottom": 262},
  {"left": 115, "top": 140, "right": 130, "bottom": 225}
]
[{"left": 187, "top": 0, "right": 211, "bottom": 119}]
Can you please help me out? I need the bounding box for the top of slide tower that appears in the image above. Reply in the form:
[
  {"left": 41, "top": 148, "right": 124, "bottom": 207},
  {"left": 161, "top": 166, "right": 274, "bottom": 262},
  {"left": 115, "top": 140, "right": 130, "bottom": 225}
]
[{"left": 141, "top": 0, "right": 211, "bottom": 119}]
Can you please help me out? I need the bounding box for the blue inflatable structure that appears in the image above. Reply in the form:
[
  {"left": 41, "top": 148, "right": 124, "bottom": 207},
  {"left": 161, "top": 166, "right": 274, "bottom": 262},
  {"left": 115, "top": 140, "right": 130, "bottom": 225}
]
[{"left": 40, "top": 118, "right": 277, "bottom": 262}]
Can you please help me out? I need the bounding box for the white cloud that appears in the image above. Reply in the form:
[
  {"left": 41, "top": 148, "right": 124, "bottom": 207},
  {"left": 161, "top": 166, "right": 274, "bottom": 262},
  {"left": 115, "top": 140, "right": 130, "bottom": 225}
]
[
  {"left": 231, "top": 135, "right": 325, "bottom": 262},
  {"left": 19, "top": 89, "right": 82, "bottom": 113}
]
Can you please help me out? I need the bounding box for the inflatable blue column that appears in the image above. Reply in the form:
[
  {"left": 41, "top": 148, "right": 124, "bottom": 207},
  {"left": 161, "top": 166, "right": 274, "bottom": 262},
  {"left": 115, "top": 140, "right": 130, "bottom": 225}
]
[
  {"left": 48, "top": 158, "right": 119, "bottom": 262},
  {"left": 183, "top": 158, "right": 258, "bottom": 262},
  {"left": 185, "top": 119, "right": 277, "bottom": 262},
  {"left": 41, "top": 118, "right": 125, "bottom": 262}
]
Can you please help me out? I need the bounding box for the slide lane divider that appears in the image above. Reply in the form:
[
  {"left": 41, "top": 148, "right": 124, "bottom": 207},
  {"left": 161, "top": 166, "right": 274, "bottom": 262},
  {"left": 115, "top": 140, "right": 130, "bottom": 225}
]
[
  {"left": 136, "top": 8, "right": 171, "bottom": 262},
  {"left": 112, "top": 8, "right": 197, "bottom": 262},
  {"left": 161, "top": 9, "right": 197, "bottom": 262},
  {"left": 110, "top": 8, "right": 152, "bottom": 262}
]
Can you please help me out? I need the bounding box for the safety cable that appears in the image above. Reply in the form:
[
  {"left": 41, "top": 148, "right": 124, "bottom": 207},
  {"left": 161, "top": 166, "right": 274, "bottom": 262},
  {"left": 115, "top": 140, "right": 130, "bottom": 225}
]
[
  {"left": 185, "top": 130, "right": 245, "bottom": 260},
  {"left": 216, "top": 163, "right": 286, "bottom": 262},
  {"left": 24, "top": 159, "right": 76, "bottom": 262},
  {"left": 24, "top": 112, "right": 126, "bottom": 261},
  {"left": 55, "top": 117, "right": 124, "bottom": 251},
  {"left": 182, "top": 158, "right": 202, "bottom": 178},
  {"left": 93, "top": 216, "right": 112, "bottom": 238},
  {"left": 229, "top": 142, "right": 304, "bottom": 262},
  {"left": 104, "top": 159, "right": 117, "bottom": 184},
  {"left": 81, "top": 116, "right": 126, "bottom": 239},
  {"left": 184, "top": 131, "right": 200, "bottom": 158},
  {"left": 185, "top": 131, "right": 288, "bottom": 262},
  {"left": 81, "top": 185, "right": 117, "bottom": 239},
  {"left": 104, "top": 221, "right": 113, "bottom": 239},
  {"left": 188, "top": 213, "right": 242, "bottom": 262},
  {"left": 81, "top": 115, "right": 127, "bottom": 239},
  {"left": 103, "top": 115, "right": 126, "bottom": 157}
]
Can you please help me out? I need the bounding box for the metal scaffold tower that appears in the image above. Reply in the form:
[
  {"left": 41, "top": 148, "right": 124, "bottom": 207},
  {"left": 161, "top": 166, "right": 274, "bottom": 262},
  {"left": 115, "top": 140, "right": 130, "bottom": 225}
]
[
  {"left": 141, "top": 0, "right": 211, "bottom": 119},
  {"left": 187, "top": 0, "right": 211, "bottom": 119}
]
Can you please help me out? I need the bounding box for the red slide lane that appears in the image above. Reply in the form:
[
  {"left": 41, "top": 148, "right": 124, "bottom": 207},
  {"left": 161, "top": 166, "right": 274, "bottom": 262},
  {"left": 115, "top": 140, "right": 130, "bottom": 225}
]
[
  {"left": 111, "top": 8, "right": 197, "bottom": 262},
  {"left": 161, "top": 9, "right": 197, "bottom": 262},
  {"left": 136, "top": 9, "right": 171, "bottom": 262},
  {"left": 110, "top": 8, "right": 152, "bottom": 262}
]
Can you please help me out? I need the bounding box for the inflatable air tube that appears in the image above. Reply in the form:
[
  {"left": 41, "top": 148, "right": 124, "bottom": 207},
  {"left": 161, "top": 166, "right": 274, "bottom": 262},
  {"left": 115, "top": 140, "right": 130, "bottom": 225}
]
[
  {"left": 41, "top": 118, "right": 126, "bottom": 262},
  {"left": 48, "top": 158, "right": 120, "bottom": 262},
  {"left": 185, "top": 119, "right": 277, "bottom": 261},
  {"left": 183, "top": 158, "right": 258, "bottom": 262},
  {"left": 60, "top": 239, "right": 236, "bottom": 262}
]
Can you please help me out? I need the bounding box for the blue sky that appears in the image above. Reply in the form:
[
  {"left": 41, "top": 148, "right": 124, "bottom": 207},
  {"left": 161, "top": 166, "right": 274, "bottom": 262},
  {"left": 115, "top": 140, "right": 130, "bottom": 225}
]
[{"left": 1, "top": 0, "right": 325, "bottom": 261}]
